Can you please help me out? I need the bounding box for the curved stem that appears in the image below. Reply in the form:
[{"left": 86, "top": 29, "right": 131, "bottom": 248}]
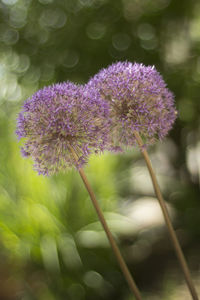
[
  {"left": 134, "top": 131, "right": 199, "bottom": 300},
  {"left": 69, "top": 145, "right": 142, "bottom": 300}
]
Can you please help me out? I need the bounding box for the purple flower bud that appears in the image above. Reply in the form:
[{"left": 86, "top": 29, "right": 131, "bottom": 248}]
[
  {"left": 16, "top": 82, "right": 110, "bottom": 175},
  {"left": 87, "top": 61, "right": 177, "bottom": 150}
]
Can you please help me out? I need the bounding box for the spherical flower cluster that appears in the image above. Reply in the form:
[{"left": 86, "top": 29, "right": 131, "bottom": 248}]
[
  {"left": 87, "top": 61, "right": 177, "bottom": 149},
  {"left": 16, "top": 82, "right": 110, "bottom": 175}
]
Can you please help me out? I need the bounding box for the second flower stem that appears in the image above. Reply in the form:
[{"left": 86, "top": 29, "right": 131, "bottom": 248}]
[
  {"left": 133, "top": 131, "right": 199, "bottom": 300},
  {"left": 69, "top": 145, "right": 142, "bottom": 300}
]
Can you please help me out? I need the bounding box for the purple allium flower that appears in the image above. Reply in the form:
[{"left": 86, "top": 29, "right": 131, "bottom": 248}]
[
  {"left": 87, "top": 61, "right": 177, "bottom": 149},
  {"left": 16, "top": 82, "right": 110, "bottom": 175}
]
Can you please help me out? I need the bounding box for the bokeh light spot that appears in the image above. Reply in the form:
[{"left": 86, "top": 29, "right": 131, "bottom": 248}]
[
  {"left": 62, "top": 50, "right": 79, "bottom": 68},
  {"left": 140, "top": 38, "right": 157, "bottom": 50},
  {"left": 83, "top": 270, "right": 103, "bottom": 289},
  {"left": 9, "top": 6, "right": 27, "bottom": 28},
  {"left": 7, "top": 84, "right": 21, "bottom": 101},
  {"left": 112, "top": 33, "right": 131, "bottom": 51},
  {"left": 23, "top": 66, "right": 41, "bottom": 83},
  {"left": 16, "top": 54, "right": 30, "bottom": 73},
  {"left": 123, "top": 0, "right": 142, "bottom": 21},
  {"left": 65, "top": 0, "right": 82, "bottom": 13},
  {"left": 164, "top": 31, "right": 190, "bottom": 65},
  {"left": 5, "top": 51, "right": 19, "bottom": 71},
  {"left": 125, "top": 197, "right": 174, "bottom": 229},
  {"left": 2, "top": 28, "right": 19, "bottom": 45},
  {"left": 86, "top": 22, "right": 106, "bottom": 40},
  {"left": 137, "top": 23, "right": 155, "bottom": 40},
  {"left": 39, "top": 9, "right": 67, "bottom": 29}
]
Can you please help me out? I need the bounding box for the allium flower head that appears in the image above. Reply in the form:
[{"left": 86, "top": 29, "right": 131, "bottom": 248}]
[
  {"left": 87, "top": 61, "right": 177, "bottom": 149},
  {"left": 16, "top": 82, "right": 110, "bottom": 175}
]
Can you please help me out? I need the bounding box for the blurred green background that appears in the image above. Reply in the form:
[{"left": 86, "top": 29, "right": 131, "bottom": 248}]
[{"left": 0, "top": 0, "right": 200, "bottom": 299}]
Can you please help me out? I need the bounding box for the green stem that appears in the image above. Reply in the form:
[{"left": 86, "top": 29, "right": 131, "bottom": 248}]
[
  {"left": 69, "top": 145, "right": 142, "bottom": 300},
  {"left": 134, "top": 131, "right": 199, "bottom": 300}
]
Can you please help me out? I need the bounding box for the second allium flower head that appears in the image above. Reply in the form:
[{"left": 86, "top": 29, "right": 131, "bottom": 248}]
[
  {"left": 16, "top": 61, "right": 177, "bottom": 175},
  {"left": 87, "top": 61, "right": 177, "bottom": 148}
]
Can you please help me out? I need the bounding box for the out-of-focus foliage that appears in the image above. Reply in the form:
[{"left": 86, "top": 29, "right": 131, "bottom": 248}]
[{"left": 0, "top": 0, "right": 200, "bottom": 299}]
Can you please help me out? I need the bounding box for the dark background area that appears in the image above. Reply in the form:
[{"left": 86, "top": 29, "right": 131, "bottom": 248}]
[{"left": 0, "top": 0, "right": 200, "bottom": 299}]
